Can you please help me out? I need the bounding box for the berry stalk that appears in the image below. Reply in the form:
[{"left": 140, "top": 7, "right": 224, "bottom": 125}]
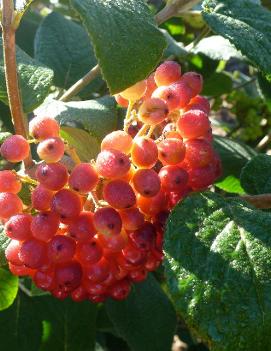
[{"left": 1, "top": 0, "right": 32, "bottom": 167}]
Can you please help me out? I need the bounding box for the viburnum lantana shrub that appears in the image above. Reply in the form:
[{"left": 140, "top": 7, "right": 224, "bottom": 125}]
[{"left": 0, "top": 60, "right": 221, "bottom": 302}]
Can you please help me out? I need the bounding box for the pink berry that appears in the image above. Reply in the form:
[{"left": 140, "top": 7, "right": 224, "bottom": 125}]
[
  {"left": 0, "top": 170, "right": 21, "bottom": 193},
  {"left": 93, "top": 207, "right": 122, "bottom": 236},
  {"left": 48, "top": 235, "right": 76, "bottom": 263},
  {"left": 19, "top": 239, "right": 47, "bottom": 269},
  {"left": 158, "top": 138, "right": 186, "bottom": 165},
  {"left": 36, "top": 162, "right": 68, "bottom": 191},
  {"left": 177, "top": 109, "right": 210, "bottom": 139},
  {"left": 131, "top": 137, "right": 158, "bottom": 169},
  {"left": 154, "top": 61, "right": 181, "bottom": 86},
  {"left": 0, "top": 135, "right": 30, "bottom": 163},
  {"left": 51, "top": 189, "right": 82, "bottom": 222},
  {"left": 69, "top": 163, "right": 98, "bottom": 193},
  {"left": 138, "top": 98, "right": 169, "bottom": 125},
  {"left": 101, "top": 131, "right": 133, "bottom": 154},
  {"left": 5, "top": 214, "right": 32, "bottom": 241},
  {"left": 37, "top": 137, "right": 65, "bottom": 163},
  {"left": 96, "top": 149, "right": 130, "bottom": 179},
  {"left": 159, "top": 165, "right": 188, "bottom": 192},
  {"left": 29, "top": 116, "right": 60, "bottom": 140},
  {"left": 0, "top": 192, "right": 23, "bottom": 219},
  {"left": 67, "top": 212, "right": 96, "bottom": 241},
  {"left": 31, "top": 185, "right": 54, "bottom": 211},
  {"left": 180, "top": 72, "right": 203, "bottom": 97},
  {"left": 103, "top": 180, "right": 136, "bottom": 209},
  {"left": 31, "top": 211, "right": 60, "bottom": 242}
]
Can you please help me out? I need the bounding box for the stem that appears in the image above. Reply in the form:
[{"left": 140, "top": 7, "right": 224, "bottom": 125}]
[
  {"left": 123, "top": 100, "right": 135, "bottom": 132},
  {"left": 1, "top": 0, "right": 32, "bottom": 167},
  {"left": 256, "top": 133, "right": 271, "bottom": 150},
  {"left": 64, "top": 144, "right": 81, "bottom": 165},
  {"left": 155, "top": 0, "right": 201, "bottom": 25},
  {"left": 59, "top": 65, "right": 100, "bottom": 102},
  {"left": 239, "top": 194, "right": 271, "bottom": 209}
]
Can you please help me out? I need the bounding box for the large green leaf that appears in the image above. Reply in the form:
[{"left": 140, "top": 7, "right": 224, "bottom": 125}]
[
  {"left": 70, "top": 0, "right": 166, "bottom": 94},
  {"left": 0, "top": 226, "right": 10, "bottom": 266},
  {"left": 106, "top": 274, "right": 177, "bottom": 351},
  {"left": 36, "top": 96, "right": 118, "bottom": 161},
  {"left": 213, "top": 135, "right": 257, "bottom": 178},
  {"left": 34, "top": 12, "right": 103, "bottom": 93},
  {"left": 240, "top": 154, "right": 271, "bottom": 195},
  {"left": 0, "top": 39, "right": 54, "bottom": 112},
  {"left": 202, "top": 0, "right": 271, "bottom": 79},
  {"left": 0, "top": 268, "right": 18, "bottom": 311},
  {"left": 193, "top": 35, "right": 243, "bottom": 61},
  {"left": 215, "top": 175, "right": 245, "bottom": 194},
  {"left": 165, "top": 191, "right": 271, "bottom": 351}
]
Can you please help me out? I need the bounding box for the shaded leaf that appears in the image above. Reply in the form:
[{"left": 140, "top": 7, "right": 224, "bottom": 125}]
[
  {"left": 70, "top": 0, "right": 166, "bottom": 94},
  {"left": 106, "top": 274, "right": 176, "bottom": 351},
  {"left": 165, "top": 191, "right": 271, "bottom": 351},
  {"left": 202, "top": 72, "right": 233, "bottom": 96}
]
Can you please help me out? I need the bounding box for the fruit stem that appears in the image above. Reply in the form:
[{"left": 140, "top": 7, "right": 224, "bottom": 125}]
[
  {"left": 64, "top": 144, "right": 81, "bottom": 165},
  {"left": 1, "top": 0, "right": 33, "bottom": 168},
  {"left": 239, "top": 194, "right": 271, "bottom": 209},
  {"left": 135, "top": 124, "right": 149, "bottom": 138},
  {"left": 16, "top": 171, "right": 38, "bottom": 186},
  {"left": 123, "top": 100, "right": 135, "bottom": 132},
  {"left": 59, "top": 65, "right": 100, "bottom": 102}
]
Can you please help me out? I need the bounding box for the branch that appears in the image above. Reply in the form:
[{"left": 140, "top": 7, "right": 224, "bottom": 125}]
[
  {"left": 1, "top": 0, "right": 33, "bottom": 167},
  {"left": 240, "top": 194, "right": 271, "bottom": 209},
  {"left": 59, "top": 64, "right": 100, "bottom": 102},
  {"left": 155, "top": 0, "right": 201, "bottom": 25}
]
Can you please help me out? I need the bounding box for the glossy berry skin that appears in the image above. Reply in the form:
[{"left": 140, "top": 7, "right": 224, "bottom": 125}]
[
  {"left": 34, "top": 270, "right": 55, "bottom": 291},
  {"left": 122, "top": 244, "right": 147, "bottom": 266},
  {"left": 109, "top": 279, "right": 131, "bottom": 300},
  {"left": 36, "top": 163, "right": 68, "bottom": 191},
  {"left": 93, "top": 207, "right": 122, "bottom": 236},
  {"left": 119, "top": 208, "right": 145, "bottom": 231},
  {"left": 159, "top": 165, "right": 188, "bottom": 192},
  {"left": 5, "top": 214, "right": 32, "bottom": 241},
  {"left": 120, "top": 80, "right": 147, "bottom": 101},
  {"left": 129, "top": 222, "right": 156, "bottom": 251},
  {"left": 132, "top": 169, "right": 161, "bottom": 198},
  {"left": 71, "top": 286, "right": 88, "bottom": 302},
  {"left": 9, "top": 263, "right": 34, "bottom": 277},
  {"left": 0, "top": 171, "right": 21, "bottom": 193},
  {"left": 137, "top": 191, "right": 167, "bottom": 217},
  {"left": 5, "top": 240, "right": 22, "bottom": 266},
  {"left": 76, "top": 239, "right": 103, "bottom": 264},
  {"left": 138, "top": 98, "right": 169, "bottom": 126},
  {"left": 96, "top": 149, "right": 130, "bottom": 179},
  {"left": 103, "top": 180, "right": 136, "bottom": 209},
  {"left": 51, "top": 189, "right": 82, "bottom": 222},
  {"left": 31, "top": 185, "right": 54, "bottom": 211},
  {"left": 0, "top": 192, "right": 23, "bottom": 219},
  {"left": 158, "top": 138, "right": 186, "bottom": 165},
  {"left": 154, "top": 61, "right": 181, "bottom": 86},
  {"left": 180, "top": 72, "right": 203, "bottom": 97},
  {"left": 18, "top": 239, "right": 47, "bottom": 269},
  {"left": 97, "top": 231, "right": 127, "bottom": 252},
  {"left": 143, "top": 73, "right": 157, "bottom": 99},
  {"left": 185, "top": 95, "right": 210, "bottom": 115},
  {"left": 31, "top": 211, "right": 60, "bottom": 242},
  {"left": 101, "top": 131, "right": 133, "bottom": 155},
  {"left": 54, "top": 261, "right": 82, "bottom": 292},
  {"left": 152, "top": 85, "right": 181, "bottom": 111},
  {"left": 48, "top": 235, "right": 76, "bottom": 263},
  {"left": 0, "top": 135, "right": 30, "bottom": 163},
  {"left": 29, "top": 116, "right": 60, "bottom": 141},
  {"left": 131, "top": 137, "right": 158, "bottom": 169},
  {"left": 67, "top": 212, "right": 96, "bottom": 241},
  {"left": 37, "top": 137, "right": 65, "bottom": 163},
  {"left": 85, "top": 258, "right": 110, "bottom": 283},
  {"left": 69, "top": 163, "right": 98, "bottom": 193},
  {"left": 188, "top": 165, "right": 216, "bottom": 190},
  {"left": 177, "top": 110, "right": 210, "bottom": 139},
  {"left": 184, "top": 139, "right": 214, "bottom": 168}
]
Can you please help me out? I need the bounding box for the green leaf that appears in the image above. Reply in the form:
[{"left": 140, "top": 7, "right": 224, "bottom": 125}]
[
  {"left": 257, "top": 73, "right": 271, "bottom": 101},
  {"left": 202, "top": 0, "right": 271, "bottom": 80},
  {"left": 240, "top": 154, "right": 271, "bottom": 195},
  {"left": 213, "top": 135, "right": 257, "bottom": 178},
  {"left": 0, "top": 226, "right": 10, "bottom": 267},
  {"left": 164, "top": 191, "right": 271, "bottom": 351},
  {"left": 215, "top": 175, "right": 245, "bottom": 194},
  {"left": 0, "top": 268, "right": 18, "bottom": 311},
  {"left": 202, "top": 72, "right": 233, "bottom": 96},
  {"left": 106, "top": 274, "right": 177, "bottom": 351},
  {"left": 39, "top": 297, "right": 97, "bottom": 351},
  {"left": 34, "top": 12, "right": 103, "bottom": 93},
  {"left": 0, "top": 39, "right": 54, "bottom": 112},
  {"left": 193, "top": 35, "right": 243, "bottom": 61},
  {"left": 0, "top": 292, "right": 42, "bottom": 351},
  {"left": 70, "top": 0, "right": 166, "bottom": 94}
]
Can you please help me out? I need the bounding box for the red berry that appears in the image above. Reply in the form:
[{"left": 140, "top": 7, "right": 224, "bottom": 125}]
[
  {"left": 31, "top": 211, "right": 60, "bottom": 242},
  {"left": 69, "top": 163, "right": 98, "bottom": 193},
  {"left": 131, "top": 137, "right": 158, "bottom": 169},
  {"left": 0, "top": 171, "right": 21, "bottom": 193},
  {"left": 177, "top": 109, "right": 210, "bottom": 139},
  {"left": 158, "top": 138, "right": 186, "bottom": 165},
  {"left": 76, "top": 239, "right": 103, "bottom": 264},
  {"left": 8, "top": 262, "right": 34, "bottom": 276},
  {"left": 5, "top": 214, "right": 32, "bottom": 241},
  {"left": 0, "top": 135, "right": 30, "bottom": 163},
  {"left": 103, "top": 180, "right": 136, "bottom": 209},
  {"left": 188, "top": 165, "right": 216, "bottom": 190},
  {"left": 180, "top": 72, "right": 203, "bottom": 97},
  {"left": 0, "top": 192, "right": 23, "bottom": 219},
  {"left": 185, "top": 95, "right": 210, "bottom": 115},
  {"left": 159, "top": 165, "right": 188, "bottom": 192},
  {"left": 184, "top": 139, "right": 214, "bottom": 168},
  {"left": 71, "top": 285, "right": 88, "bottom": 302},
  {"left": 109, "top": 279, "right": 131, "bottom": 300},
  {"left": 132, "top": 169, "right": 161, "bottom": 197},
  {"left": 29, "top": 116, "right": 60, "bottom": 140},
  {"left": 129, "top": 222, "right": 156, "bottom": 251},
  {"left": 138, "top": 98, "right": 169, "bottom": 126},
  {"left": 119, "top": 208, "right": 145, "bottom": 231},
  {"left": 97, "top": 231, "right": 127, "bottom": 252},
  {"left": 67, "top": 212, "right": 96, "bottom": 241},
  {"left": 51, "top": 189, "right": 82, "bottom": 222},
  {"left": 36, "top": 162, "right": 68, "bottom": 191},
  {"left": 33, "top": 270, "right": 55, "bottom": 291},
  {"left": 130, "top": 269, "right": 147, "bottom": 282},
  {"left": 137, "top": 190, "right": 167, "bottom": 216},
  {"left": 54, "top": 261, "right": 82, "bottom": 292},
  {"left": 19, "top": 239, "right": 47, "bottom": 269},
  {"left": 96, "top": 149, "right": 131, "bottom": 179},
  {"left": 85, "top": 258, "right": 110, "bottom": 283},
  {"left": 154, "top": 61, "right": 181, "bottom": 86},
  {"left": 122, "top": 245, "right": 147, "bottom": 266},
  {"left": 48, "top": 235, "right": 76, "bottom": 263},
  {"left": 31, "top": 185, "right": 54, "bottom": 211},
  {"left": 5, "top": 240, "right": 22, "bottom": 266},
  {"left": 93, "top": 207, "right": 122, "bottom": 236}
]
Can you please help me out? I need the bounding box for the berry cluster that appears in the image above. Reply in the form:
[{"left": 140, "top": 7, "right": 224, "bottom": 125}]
[{"left": 0, "top": 61, "right": 221, "bottom": 302}]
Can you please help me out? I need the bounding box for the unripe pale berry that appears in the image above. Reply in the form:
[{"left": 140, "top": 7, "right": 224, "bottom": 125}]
[
  {"left": 0, "top": 135, "right": 30, "bottom": 163},
  {"left": 37, "top": 137, "right": 65, "bottom": 163},
  {"left": 120, "top": 80, "right": 147, "bottom": 101},
  {"left": 114, "top": 94, "right": 129, "bottom": 108}
]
